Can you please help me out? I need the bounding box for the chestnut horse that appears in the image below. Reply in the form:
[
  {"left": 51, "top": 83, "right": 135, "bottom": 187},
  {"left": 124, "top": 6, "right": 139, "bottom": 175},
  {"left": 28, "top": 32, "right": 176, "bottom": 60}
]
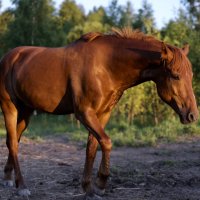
[{"left": 0, "top": 27, "right": 198, "bottom": 199}]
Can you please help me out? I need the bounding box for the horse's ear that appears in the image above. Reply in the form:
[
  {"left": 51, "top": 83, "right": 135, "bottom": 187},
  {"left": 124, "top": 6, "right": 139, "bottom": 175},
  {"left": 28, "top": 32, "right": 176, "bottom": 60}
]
[
  {"left": 182, "top": 44, "right": 189, "bottom": 56},
  {"left": 161, "top": 43, "right": 173, "bottom": 63}
]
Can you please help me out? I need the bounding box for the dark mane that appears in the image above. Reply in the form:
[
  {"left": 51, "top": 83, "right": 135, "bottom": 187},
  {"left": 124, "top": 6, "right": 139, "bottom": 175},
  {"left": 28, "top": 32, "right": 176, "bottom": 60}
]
[
  {"left": 79, "top": 28, "right": 191, "bottom": 75},
  {"left": 111, "top": 27, "right": 155, "bottom": 41},
  {"left": 80, "top": 27, "right": 156, "bottom": 42},
  {"left": 80, "top": 32, "right": 103, "bottom": 42},
  {"left": 170, "top": 47, "right": 192, "bottom": 74},
  {"left": 79, "top": 27, "right": 191, "bottom": 75}
]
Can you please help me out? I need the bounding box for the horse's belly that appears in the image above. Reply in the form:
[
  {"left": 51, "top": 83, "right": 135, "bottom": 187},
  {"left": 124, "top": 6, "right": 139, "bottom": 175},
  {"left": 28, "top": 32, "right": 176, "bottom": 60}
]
[
  {"left": 21, "top": 92, "right": 74, "bottom": 114},
  {"left": 15, "top": 80, "right": 74, "bottom": 114}
]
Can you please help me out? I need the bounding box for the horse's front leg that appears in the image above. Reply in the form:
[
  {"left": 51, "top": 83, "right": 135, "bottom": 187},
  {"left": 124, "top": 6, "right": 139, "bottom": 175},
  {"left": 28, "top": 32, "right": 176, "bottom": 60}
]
[
  {"left": 82, "top": 133, "right": 98, "bottom": 193},
  {"left": 82, "top": 112, "right": 111, "bottom": 195},
  {"left": 76, "top": 109, "right": 112, "bottom": 199}
]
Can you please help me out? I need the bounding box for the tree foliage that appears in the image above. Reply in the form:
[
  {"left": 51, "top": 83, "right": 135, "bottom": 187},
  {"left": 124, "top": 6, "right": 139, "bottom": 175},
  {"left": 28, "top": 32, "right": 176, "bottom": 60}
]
[
  {"left": 59, "top": 0, "right": 85, "bottom": 43},
  {"left": 0, "top": 9, "right": 13, "bottom": 55},
  {"left": 133, "top": 0, "right": 156, "bottom": 34},
  {"left": 5, "top": 0, "right": 64, "bottom": 48},
  {"left": 181, "top": 0, "right": 200, "bottom": 30}
]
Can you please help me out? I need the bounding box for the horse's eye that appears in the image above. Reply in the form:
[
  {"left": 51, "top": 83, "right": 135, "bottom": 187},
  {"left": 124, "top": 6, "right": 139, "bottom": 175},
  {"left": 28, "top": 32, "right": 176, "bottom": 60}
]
[{"left": 171, "top": 73, "right": 180, "bottom": 80}]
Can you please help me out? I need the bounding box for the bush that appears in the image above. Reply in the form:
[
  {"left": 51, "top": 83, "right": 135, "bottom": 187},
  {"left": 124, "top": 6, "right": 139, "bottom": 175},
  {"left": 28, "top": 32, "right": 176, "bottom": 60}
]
[{"left": 0, "top": 113, "right": 200, "bottom": 147}]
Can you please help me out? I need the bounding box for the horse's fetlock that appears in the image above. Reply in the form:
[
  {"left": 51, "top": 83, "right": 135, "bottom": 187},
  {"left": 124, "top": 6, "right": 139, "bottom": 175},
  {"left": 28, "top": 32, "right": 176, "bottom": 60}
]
[
  {"left": 4, "top": 165, "right": 12, "bottom": 173},
  {"left": 82, "top": 179, "right": 91, "bottom": 187},
  {"left": 15, "top": 179, "right": 19, "bottom": 188},
  {"left": 95, "top": 174, "right": 108, "bottom": 190},
  {"left": 82, "top": 178, "right": 92, "bottom": 192}
]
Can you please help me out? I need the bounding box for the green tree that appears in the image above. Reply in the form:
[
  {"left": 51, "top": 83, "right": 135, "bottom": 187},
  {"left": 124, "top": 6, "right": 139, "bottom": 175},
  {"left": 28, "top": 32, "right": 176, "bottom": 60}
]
[
  {"left": 119, "top": 1, "right": 135, "bottom": 27},
  {"left": 59, "top": 0, "right": 85, "bottom": 43},
  {"left": 161, "top": 9, "right": 191, "bottom": 46},
  {"left": 0, "top": 9, "right": 13, "bottom": 56},
  {"left": 133, "top": 0, "right": 156, "bottom": 34},
  {"left": 105, "top": 0, "right": 122, "bottom": 26},
  {"left": 82, "top": 7, "right": 110, "bottom": 33},
  {"left": 181, "top": 0, "right": 200, "bottom": 30},
  {"left": 5, "top": 0, "right": 64, "bottom": 48},
  {"left": 112, "top": 85, "right": 146, "bottom": 128},
  {"left": 87, "top": 6, "right": 106, "bottom": 23}
]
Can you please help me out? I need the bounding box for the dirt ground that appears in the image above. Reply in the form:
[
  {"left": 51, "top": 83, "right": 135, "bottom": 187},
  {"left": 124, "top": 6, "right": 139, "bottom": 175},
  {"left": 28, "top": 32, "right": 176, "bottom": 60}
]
[{"left": 0, "top": 136, "right": 200, "bottom": 200}]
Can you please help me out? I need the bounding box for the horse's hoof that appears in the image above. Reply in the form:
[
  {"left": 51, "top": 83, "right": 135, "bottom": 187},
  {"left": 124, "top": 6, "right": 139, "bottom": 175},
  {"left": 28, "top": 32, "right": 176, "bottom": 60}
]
[
  {"left": 85, "top": 193, "right": 102, "bottom": 200},
  {"left": 93, "top": 185, "right": 105, "bottom": 196},
  {"left": 3, "top": 180, "right": 14, "bottom": 187},
  {"left": 17, "top": 188, "right": 31, "bottom": 196}
]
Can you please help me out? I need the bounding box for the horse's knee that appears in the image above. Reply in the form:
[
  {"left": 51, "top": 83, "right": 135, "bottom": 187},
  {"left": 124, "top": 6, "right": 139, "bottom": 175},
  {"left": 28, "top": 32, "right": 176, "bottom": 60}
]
[{"left": 99, "top": 138, "right": 112, "bottom": 152}]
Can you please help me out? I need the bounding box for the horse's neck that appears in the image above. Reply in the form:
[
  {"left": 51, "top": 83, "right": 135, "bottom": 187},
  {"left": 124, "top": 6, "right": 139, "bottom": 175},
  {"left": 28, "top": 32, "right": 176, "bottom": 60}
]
[{"left": 108, "top": 41, "right": 161, "bottom": 90}]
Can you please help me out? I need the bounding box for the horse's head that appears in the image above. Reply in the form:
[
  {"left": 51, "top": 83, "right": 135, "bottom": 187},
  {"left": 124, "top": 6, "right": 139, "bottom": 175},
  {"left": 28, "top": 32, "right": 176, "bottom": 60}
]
[{"left": 154, "top": 43, "right": 198, "bottom": 124}]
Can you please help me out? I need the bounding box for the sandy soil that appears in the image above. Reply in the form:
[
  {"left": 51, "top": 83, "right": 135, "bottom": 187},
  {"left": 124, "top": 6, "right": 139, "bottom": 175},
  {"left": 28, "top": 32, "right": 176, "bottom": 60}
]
[{"left": 0, "top": 136, "right": 200, "bottom": 200}]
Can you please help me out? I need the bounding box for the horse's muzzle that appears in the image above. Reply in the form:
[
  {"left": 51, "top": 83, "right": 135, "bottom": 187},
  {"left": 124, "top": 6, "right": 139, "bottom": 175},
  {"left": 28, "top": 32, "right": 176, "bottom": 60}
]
[
  {"left": 187, "top": 112, "right": 197, "bottom": 122},
  {"left": 180, "top": 111, "right": 199, "bottom": 124}
]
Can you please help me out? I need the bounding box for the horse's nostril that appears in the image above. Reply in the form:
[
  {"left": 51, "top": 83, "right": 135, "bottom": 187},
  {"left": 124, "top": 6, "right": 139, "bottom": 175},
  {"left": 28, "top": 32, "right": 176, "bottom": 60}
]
[{"left": 188, "top": 112, "right": 195, "bottom": 122}]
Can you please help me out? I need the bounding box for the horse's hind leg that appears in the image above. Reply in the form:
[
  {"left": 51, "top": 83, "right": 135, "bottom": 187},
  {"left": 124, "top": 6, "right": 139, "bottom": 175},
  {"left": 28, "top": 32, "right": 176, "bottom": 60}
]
[
  {"left": 3, "top": 106, "right": 33, "bottom": 187},
  {"left": 3, "top": 134, "right": 14, "bottom": 187},
  {"left": 2, "top": 102, "right": 32, "bottom": 196}
]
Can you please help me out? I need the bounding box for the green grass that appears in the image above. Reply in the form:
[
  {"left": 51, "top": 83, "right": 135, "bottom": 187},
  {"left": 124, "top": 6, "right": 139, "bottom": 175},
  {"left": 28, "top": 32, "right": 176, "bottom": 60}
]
[
  {"left": 24, "top": 114, "right": 88, "bottom": 142},
  {"left": 0, "top": 128, "right": 6, "bottom": 136},
  {"left": 107, "top": 118, "right": 200, "bottom": 147},
  {"left": 0, "top": 114, "right": 200, "bottom": 147}
]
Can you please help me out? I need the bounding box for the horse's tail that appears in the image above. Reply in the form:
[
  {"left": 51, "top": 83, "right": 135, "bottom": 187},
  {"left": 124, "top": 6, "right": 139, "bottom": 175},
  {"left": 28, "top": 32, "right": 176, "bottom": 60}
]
[{"left": 0, "top": 47, "right": 20, "bottom": 73}]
